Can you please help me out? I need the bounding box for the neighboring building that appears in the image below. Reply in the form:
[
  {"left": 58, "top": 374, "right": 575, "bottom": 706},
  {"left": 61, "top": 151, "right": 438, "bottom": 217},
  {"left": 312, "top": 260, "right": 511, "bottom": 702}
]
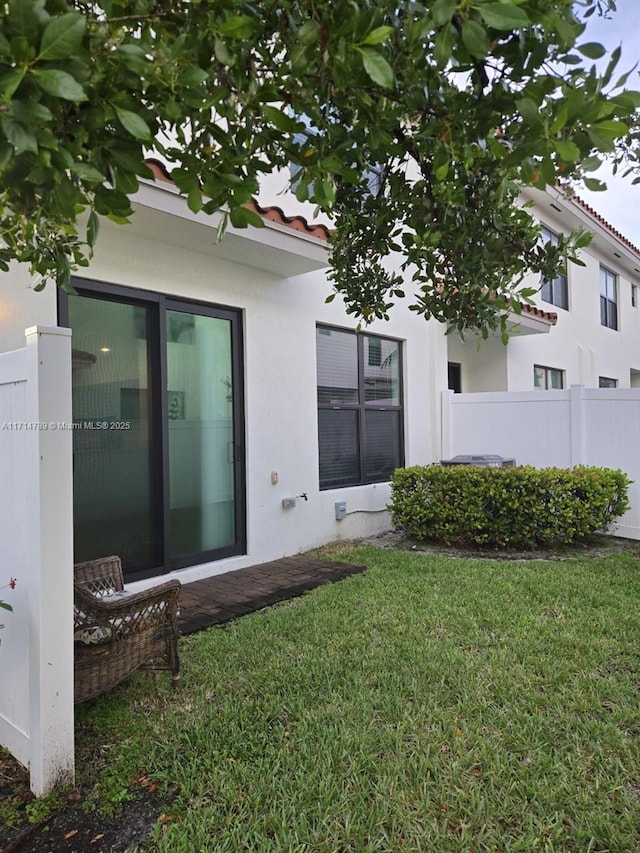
[
  {"left": 447, "top": 185, "right": 640, "bottom": 393},
  {"left": 1, "top": 164, "right": 638, "bottom": 588}
]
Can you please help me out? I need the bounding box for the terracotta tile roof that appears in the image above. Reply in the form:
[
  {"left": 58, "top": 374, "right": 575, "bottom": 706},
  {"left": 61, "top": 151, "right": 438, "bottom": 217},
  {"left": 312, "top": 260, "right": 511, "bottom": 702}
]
[
  {"left": 245, "top": 200, "right": 331, "bottom": 240},
  {"left": 545, "top": 183, "right": 640, "bottom": 259},
  {"left": 568, "top": 192, "right": 640, "bottom": 258},
  {"left": 144, "top": 158, "right": 174, "bottom": 183},
  {"left": 143, "top": 158, "right": 330, "bottom": 240},
  {"left": 519, "top": 303, "right": 558, "bottom": 325}
]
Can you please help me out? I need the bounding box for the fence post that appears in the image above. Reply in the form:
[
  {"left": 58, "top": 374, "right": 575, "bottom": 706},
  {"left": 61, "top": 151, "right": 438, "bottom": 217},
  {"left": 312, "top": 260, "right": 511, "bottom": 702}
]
[
  {"left": 25, "top": 326, "right": 75, "bottom": 795},
  {"left": 441, "top": 389, "right": 454, "bottom": 461},
  {"left": 569, "top": 385, "right": 585, "bottom": 468}
]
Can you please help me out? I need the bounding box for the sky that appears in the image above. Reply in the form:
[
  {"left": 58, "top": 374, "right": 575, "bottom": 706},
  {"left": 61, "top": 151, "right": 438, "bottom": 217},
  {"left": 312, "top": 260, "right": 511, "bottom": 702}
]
[{"left": 577, "top": 0, "right": 640, "bottom": 244}]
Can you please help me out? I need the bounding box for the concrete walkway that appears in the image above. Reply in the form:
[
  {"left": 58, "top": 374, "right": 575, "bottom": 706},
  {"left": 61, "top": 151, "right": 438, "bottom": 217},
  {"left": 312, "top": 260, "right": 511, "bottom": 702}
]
[{"left": 177, "top": 556, "right": 366, "bottom": 635}]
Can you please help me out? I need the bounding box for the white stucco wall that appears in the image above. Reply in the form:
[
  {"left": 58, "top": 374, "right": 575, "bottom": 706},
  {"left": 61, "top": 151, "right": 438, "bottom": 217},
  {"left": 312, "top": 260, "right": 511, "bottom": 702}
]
[
  {"left": 447, "top": 335, "right": 509, "bottom": 393},
  {"left": 0, "top": 264, "right": 57, "bottom": 354},
  {"left": 448, "top": 188, "right": 640, "bottom": 394},
  {"left": 506, "top": 203, "right": 640, "bottom": 391},
  {"left": 0, "top": 179, "right": 448, "bottom": 589}
]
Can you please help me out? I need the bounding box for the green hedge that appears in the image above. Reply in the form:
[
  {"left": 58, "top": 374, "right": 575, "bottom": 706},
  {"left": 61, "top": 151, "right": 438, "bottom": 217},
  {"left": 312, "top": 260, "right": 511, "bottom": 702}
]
[{"left": 389, "top": 465, "right": 631, "bottom": 549}]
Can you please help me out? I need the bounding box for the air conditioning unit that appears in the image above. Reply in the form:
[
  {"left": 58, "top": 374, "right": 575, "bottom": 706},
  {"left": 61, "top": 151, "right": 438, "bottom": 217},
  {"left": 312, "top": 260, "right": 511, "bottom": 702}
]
[{"left": 440, "top": 454, "right": 516, "bottom": 468}]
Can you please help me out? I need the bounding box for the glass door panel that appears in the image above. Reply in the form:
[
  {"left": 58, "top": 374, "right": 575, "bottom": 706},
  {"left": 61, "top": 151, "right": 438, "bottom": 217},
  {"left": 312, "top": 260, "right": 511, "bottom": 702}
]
[
  {"left": 68, "top": 296, "right": 160, "bottom": 571},
  {"left": 166, "top": 310, "right": 236, "bottom": 564}
]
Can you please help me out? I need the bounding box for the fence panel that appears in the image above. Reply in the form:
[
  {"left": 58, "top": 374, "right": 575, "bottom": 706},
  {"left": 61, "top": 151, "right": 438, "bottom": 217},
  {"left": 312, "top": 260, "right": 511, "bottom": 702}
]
[
  {"left": 0, "top": 328, "right": 74, "bottom": 795},
  {"left": 446, "top": 390, "right": 573, "bottom": 468},
  {"left": 445, "top": 387, "right": 640, "bottom": 540},
  {"left": 0, "top": 355, "right": 29, "bottom": 763}
]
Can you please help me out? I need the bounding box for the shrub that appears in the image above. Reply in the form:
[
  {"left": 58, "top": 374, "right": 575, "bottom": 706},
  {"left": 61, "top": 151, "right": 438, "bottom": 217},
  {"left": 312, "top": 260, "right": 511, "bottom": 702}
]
[{"left": 389, "top": 465, "right": 631, "bottom": 549}]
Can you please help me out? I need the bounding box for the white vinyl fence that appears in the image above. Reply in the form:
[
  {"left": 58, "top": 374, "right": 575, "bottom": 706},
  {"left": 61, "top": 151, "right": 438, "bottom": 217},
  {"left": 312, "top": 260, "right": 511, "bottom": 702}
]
[
  {"left": 443, "top": 386, "right": 640, "bottom": 540},
  {"left": 0, "top": 327, "right": 74, "bottom": 795}
]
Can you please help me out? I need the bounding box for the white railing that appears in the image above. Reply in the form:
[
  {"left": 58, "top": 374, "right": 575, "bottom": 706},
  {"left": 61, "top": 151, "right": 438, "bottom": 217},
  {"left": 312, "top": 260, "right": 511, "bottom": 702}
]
[
  {"left": 443, "top": 386, "right": 640, "bottom": 539},
  {"left": 0, "top": 327, "right": 74, "bottom": 795}
]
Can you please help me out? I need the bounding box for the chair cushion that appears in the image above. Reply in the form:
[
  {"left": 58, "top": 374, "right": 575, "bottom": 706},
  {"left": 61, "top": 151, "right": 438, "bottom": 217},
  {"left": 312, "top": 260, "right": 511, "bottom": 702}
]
[{"left": 74, "top": 624, "right": 113, "bottom": 645}]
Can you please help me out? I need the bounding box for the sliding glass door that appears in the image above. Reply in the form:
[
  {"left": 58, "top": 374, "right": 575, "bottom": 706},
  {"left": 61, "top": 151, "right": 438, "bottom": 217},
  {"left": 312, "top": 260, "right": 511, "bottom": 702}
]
[
  {"left": 68, "top": 295, "right": 162, "bottom": 570},
  {"left": 166, "top": 307, "right": 238, "bottom": 566},
  {"left": 64, "top": 282, "right": 245, "bottom": 580}
]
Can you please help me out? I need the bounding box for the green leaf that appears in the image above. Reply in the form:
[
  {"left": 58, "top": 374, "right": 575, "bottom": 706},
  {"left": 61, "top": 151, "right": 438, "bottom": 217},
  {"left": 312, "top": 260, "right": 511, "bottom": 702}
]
[
  {"left": 32, "top": 68, "right": 86, "bottom": 101},
  {"left": 262, "top": 105, "right": 302, "bottom": 133},
  {"left": 516, "top": 97, "right": 542, "bottom": 127},
  {"left": 0, "top": 601, "right": 12, "bottom": 612},
  {"left": 461, "top": 20, "right": 490, "bottom": 58},
  {"left": 71, "top": 162, "right": 106, "bottom": 183},
  {"left": 590, "top": 120, "right": 628, "bottom": 140},
  {"left": 229, "top": 205, "right": 265, "bottom": 228},
  {"left": 297, "top": 20, "right": 320, "bottom": 45},
  {"left": 361, "top": 48, "right": 394, "bottom": 88},
  {"left": 434, "top": 23, "right": 454, "bottom": 66},
  {"left": 435, "top": 163, "right": 449, "bottom": 180},
  {"left": 219, "top": 15, "right": 256, "bottom": 40},
  {"left": 114, "top": 107, "right": 152, "bottom": 141},
  {"left": 361, "top": 26, "right": 394, "bottom": 46},
  {"left": 555, "top": 140, "right": 581, "bottom": 162},
  {"left": 38, "top": 12, "right": 86, "bottom": 61},
  {"left": 0, "top": 114, "right": 37, "bottom": 153},
  {"left": 611, "top": 91, "right": 640, "bottom": 110},
  {"left": 577, "top": 42, "right": 607, "bottom": 60},
  {"left": 0, "top": 141, "right": 12, "bottom": 171},
  {"left": 8, "top": 0, "right": 39, "bottom": 43},
  {"left": 86, "top": 210, "right": 99, "bottom": 248},
  {"left": 0, "top": 68, "right": 26, "bottom": 100},
  {"left": 10, "top": 36, "right": 35, "bottom": 63},
  {"left": 432, "top": 0, "right": 457, "bottom": 27},
  {"left": 11, "top": 98, "right": 52, "bottom": 124},
  {"left": 583, "top": 177, "right": 606, "bottom": 192},
  {"left": 187, "top": 184, "right": 202, "bottom": 213},
  {"left": 479, "top": 4, "right": 530, "bottom": 30},
  {"left": 581, "top": 155, "right": 602, "bottom": 172},
  {"left": 213, "top": 37, "right": 235, "bottom": 65}
]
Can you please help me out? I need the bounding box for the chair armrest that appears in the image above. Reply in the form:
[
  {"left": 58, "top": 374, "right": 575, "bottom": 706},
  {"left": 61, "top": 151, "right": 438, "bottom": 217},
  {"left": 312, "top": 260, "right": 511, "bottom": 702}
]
[
  {"left": 74, "top": 556, "right": 125, "bottom": 596},
  {"left": 74, "top": 579, "right": 182, "bottom": 635}
]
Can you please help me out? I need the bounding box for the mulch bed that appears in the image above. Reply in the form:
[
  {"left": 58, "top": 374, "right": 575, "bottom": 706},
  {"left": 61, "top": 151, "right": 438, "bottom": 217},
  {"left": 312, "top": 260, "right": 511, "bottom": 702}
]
[
  {"left": 0, "top": 749, "right": 173, "bottom": 852},
  {"left": 362, "top": 529, "right": 640, "bottom": 561}
]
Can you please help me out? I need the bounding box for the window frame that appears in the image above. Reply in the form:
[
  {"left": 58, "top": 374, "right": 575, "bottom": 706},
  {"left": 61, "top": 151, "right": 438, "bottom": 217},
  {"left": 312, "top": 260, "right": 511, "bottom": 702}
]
[
  {"left": 533, "top": 364, "right": 564, "bottom": 390},
  {"left": 539, "top": 225, "right": 569, "bottom": 310},
  {"left": 448, "top": 361, "right": 462, "bottom": 394},
  {"left": 600, "top": 265, "right": 618, "bottom": 330},
  {"left": 598, "top": 376, "right": 618, "bottom": 388},
  {"left": 316, "top": 324, "right": 404, "bottom": 490}
]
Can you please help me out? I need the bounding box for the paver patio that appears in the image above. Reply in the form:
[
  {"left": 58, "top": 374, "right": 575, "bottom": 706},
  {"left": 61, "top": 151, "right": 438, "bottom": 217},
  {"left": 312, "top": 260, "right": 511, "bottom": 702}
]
[{"left": 177, "top": 556, "right": 366, "bottom": 635}]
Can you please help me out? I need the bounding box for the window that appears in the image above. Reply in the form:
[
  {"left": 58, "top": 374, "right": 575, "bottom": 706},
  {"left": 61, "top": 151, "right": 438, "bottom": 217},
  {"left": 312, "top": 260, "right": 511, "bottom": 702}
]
[
  {"left": 534, "top": 364, "right": 564, "bottom": 390},
  {"left": 288, "top": 115, "right": 383, "bottom": 197},
  {"left": 539, "top": 226, "right": 568, "bottom": 310},
  {"left": 600, "top": 266, "right": 618, "bottom": 330},
  {"left": 632, "top": 284, "right": 637, "bottom": 308},
  {"left": 448, "top": 362, "right": 462, "bottom": 394},
  {"left": 316, "top": 326, "right": 403, "bottom": 489},
  {"left": 599, "top": 376, "right": 618, "bottom": 388},
  {"left": 367, "top": 336, "right": 382, "bottom": 367}
]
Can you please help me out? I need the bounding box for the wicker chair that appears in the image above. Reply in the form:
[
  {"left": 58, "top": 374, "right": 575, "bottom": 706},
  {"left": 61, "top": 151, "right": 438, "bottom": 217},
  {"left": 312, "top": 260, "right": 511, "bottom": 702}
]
[{"left": 74, "top": 556, "right": 181, "bottom": 703}]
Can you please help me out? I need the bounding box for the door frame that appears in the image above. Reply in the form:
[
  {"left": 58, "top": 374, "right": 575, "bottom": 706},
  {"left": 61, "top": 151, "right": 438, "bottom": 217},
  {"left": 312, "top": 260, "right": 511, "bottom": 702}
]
[{"left": 58, "top": 278, "right": 247, "bottom": 580}]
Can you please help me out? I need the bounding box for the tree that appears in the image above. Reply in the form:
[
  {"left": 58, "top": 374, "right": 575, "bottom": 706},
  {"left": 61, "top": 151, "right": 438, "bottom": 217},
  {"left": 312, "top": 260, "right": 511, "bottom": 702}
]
[{"left": 0, "top": 0, "right": 638, "bottom": 337}]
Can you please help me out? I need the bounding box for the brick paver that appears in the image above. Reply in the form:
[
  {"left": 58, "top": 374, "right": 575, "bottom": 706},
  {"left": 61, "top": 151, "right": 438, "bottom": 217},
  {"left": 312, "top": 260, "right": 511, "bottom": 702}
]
[{"left": 178, "top": 557, "right": 366, "bottom": 635}]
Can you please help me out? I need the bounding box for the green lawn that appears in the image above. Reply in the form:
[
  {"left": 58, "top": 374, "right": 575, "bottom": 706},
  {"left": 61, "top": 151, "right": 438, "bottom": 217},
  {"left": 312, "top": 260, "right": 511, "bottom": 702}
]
[{"left": 77, "top": 546, "right": 640, "bottom": 852}]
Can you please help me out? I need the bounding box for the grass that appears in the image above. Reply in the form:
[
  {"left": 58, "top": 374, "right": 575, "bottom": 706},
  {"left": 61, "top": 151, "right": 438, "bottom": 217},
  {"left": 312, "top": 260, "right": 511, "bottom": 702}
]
[{"left": 73, "top": 546, "right": 640, "bottom": 852}]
